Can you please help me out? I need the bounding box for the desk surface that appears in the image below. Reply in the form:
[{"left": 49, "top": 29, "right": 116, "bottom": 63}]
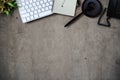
[{"left": 0, "top": 0, "right": 120, "bottom": 80}]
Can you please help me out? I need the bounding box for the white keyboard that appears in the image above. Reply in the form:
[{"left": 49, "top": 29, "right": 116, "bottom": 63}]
[{"left": 17, "top": 0, "right": 53, "bottom": 23}]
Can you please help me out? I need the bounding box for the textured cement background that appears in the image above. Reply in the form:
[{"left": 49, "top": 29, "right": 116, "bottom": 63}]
[{"left": 0, "top": 0, "right": 120, "bottom": 80}]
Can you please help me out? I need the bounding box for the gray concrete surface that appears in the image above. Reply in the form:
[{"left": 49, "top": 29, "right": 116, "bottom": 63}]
[{"left": 0, "top": 0, "right": 120, "bottom": 80}]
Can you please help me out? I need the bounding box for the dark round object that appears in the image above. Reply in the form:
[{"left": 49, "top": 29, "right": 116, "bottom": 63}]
[{"left": 82, "top": 0, "right": 102, "bottom": 17}]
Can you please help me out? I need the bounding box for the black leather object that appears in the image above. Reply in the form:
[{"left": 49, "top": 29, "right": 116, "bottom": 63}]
[{"left": 107, "top": 0, "right": 120, "bottom": 18}]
